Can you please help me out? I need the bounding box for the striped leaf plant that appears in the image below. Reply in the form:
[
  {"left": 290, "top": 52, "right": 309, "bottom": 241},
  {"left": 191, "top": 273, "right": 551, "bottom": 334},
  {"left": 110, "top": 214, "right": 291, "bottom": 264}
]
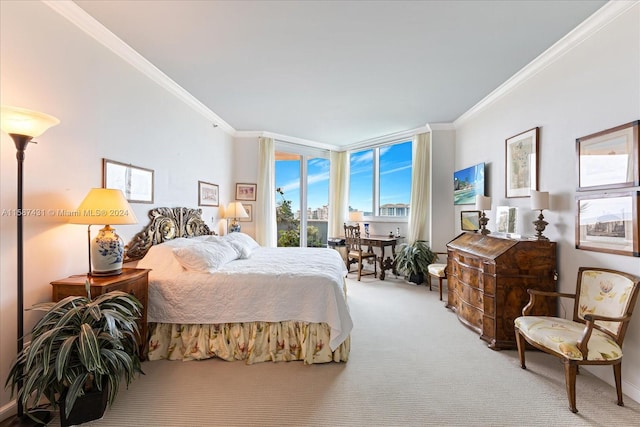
[{"left": 5, "top": 280, "right": 144, "bottom": 422}]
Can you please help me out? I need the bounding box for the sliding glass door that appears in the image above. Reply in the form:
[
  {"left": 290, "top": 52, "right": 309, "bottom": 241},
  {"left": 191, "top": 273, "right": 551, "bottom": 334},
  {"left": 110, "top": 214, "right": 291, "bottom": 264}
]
[{"left": 275, "top": 149, "right": 329, "bottom": 247}]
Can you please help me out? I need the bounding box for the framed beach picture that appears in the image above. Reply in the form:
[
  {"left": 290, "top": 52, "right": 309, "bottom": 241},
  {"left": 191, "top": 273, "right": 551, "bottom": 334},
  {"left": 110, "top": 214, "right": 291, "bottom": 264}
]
[
  {"left": 576, "top": 120, "right": 639, "bottom": 191},
  {"left": 576, "top": 191, "right": 639, "bottom": 257},
  {"left": 454, "top": 163, "right": 485, "bottom": 205},
  {"left": 236, "top": 183, "right": 257, "bottom": 201},
  {"left": 102, "top": 158, "right": 154, "bottom": 203},
  {"left": 198, "top": 181, "right": 219, "bottom": 207},
  {"left": 460, "top": 210, "right": 480, "bottom": 232},
  {"left": 505, "top": 127, "right": 539, "bottom": 198}
]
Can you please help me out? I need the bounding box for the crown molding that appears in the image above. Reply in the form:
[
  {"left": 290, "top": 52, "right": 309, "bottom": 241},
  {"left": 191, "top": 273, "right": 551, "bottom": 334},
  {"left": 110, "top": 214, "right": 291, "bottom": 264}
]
[
  {"left": 43, "top": 0, "right": 235, "bottom": 135},
  {"left": 343, "top": 125, "right": 430, "bottom": 151},
  {"left": 234, "top": 130, "right": 341, "bottom": 151},
  {"left": 454, "top": 0, "right": 638, "bottom": 127},
  {"left": 426, "top": 123, "right": 456, "bottom": 131}
]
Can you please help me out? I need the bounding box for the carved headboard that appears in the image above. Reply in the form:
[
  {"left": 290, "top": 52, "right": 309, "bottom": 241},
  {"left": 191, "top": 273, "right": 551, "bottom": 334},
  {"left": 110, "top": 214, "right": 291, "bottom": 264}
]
[{"left": 124, "top": 207, "right": 212, "bottom": 261}]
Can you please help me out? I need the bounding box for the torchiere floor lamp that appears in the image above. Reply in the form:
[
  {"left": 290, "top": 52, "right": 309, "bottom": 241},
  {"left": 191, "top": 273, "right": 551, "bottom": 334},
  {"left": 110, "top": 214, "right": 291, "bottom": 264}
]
[{"left": 1, "top": 106, "right": 59, "bottom": 426}]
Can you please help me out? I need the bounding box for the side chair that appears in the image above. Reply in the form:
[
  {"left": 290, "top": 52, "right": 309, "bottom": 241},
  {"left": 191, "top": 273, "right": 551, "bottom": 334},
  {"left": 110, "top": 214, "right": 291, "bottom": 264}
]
[
  {"left": 514, "top": 267, "right": 640, "bottom": 413},
  {"left": 344, "top": 223, "right": 377, "bottom": 281},
  {"left": 427, "top": 252, "right": 448, "bottom": 301}
]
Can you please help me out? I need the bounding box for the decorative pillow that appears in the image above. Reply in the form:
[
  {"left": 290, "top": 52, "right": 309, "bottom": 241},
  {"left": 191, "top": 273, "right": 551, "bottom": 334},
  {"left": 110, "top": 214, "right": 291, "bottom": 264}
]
[
  {"left": 221, "top": 233, "right": 260, "bottom": 259},
  {"left": 172, "top": 241, "right": 238, "bottom": 273}
]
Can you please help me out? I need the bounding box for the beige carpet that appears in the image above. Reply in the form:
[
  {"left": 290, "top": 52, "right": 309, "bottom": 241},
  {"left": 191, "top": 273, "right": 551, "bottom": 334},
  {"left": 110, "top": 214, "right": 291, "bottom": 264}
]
[{"left": 47, "top": 276, "right": 640, "bottom": 426}]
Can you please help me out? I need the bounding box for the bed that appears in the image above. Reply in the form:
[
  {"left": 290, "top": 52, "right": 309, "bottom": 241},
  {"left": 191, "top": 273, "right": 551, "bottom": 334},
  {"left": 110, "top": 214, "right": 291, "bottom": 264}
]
[{"left": 125, "top": 207, "right": 352, "bottom": 364}]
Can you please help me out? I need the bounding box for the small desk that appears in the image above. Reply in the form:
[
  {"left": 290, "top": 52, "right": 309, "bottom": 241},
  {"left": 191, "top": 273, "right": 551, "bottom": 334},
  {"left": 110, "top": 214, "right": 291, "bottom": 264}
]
[
  {"left": 335, "top": 235, "right": 401, "bottom": 280},
  {"left": 361, "top": 235, "right": 401, "bottom": 280}
]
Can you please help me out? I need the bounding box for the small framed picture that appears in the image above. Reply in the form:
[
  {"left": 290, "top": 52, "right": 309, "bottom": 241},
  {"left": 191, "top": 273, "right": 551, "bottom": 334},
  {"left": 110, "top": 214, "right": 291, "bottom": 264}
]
[
  {"left": 460, "top": 210, "right": 480, "bottom": 232},
  {"left": 240, "top": 204, "right": 252, "bottom": 222},
  {"left": 576, "top": 120, "right": 639, "bottom": 191},
  {"left": 198, "top": 181, "right": 219, "bottom": 207},
  {"left": 236, "top": 183, "right": 257, "bottom": 201},
  {"left": 505, "top": 127, "right": 539, "bottom": 198},
  {"left": 103, "top": 158, "right": 154, "bottom": 204},
  {"left": 576, "top": 191, "right": 639, "bottom": 257},
  {"left": 496, "top": 206, "right": 518, "bottom": 234}
]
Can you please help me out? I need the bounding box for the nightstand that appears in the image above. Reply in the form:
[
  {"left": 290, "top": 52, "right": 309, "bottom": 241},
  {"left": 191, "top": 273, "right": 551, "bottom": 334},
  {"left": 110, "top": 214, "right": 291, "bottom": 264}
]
[{"left": 50, "top": 268, "right": 151, "bottom": 358}]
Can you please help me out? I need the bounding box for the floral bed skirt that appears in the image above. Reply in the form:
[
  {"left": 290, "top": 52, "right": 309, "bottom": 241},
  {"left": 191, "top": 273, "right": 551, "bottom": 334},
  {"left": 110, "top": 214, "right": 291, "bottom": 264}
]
[{"left": 147, "top": 321, "right": 350, "bottom": 364}]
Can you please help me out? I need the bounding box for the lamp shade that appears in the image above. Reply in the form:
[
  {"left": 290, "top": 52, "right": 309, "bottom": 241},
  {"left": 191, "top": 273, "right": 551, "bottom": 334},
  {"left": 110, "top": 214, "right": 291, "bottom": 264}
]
[
  {"left": 530, "top": 190, "right": 549, "bottom": 211},
  {"left": 71, "top": 188, "right": 138, "bottom": 225},
  {"left": 1, "top": 105, "right": 60, "bottom": 138},
  {"left": 349, "top": 211, "right": 363, "bottom": 222},
  {"left": 224, "top": 202, "right": 249, "bottom": 219},
  {"left": 475, "top": 195, "right": 492, "bottom": 211}
]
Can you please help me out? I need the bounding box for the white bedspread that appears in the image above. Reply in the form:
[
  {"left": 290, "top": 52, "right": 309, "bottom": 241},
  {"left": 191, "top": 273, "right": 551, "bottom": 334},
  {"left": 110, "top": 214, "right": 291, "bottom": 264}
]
[{"left": 146, "top": 247, "right": 352, "bottom": 351}]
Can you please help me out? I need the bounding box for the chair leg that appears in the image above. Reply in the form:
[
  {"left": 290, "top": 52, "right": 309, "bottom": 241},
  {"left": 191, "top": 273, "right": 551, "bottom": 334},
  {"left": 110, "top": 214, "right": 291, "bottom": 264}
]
[
  {"left": 438, "top": 277, "right": 444, "bottom": 301},
  {"left": 515, "top": 328, "right": 526, "bottom": 369},
  {"left": 563, "top": 361, "right": 578, "bottom": 413},
  {"left": 357, "top": 259, "right": 362, "bottom": 281},
  {"left": 427, "top": 274, "right": 432, "bottom": 290},
  {"left": 614, "top": 363, "right": 624, "bottom": 407}
]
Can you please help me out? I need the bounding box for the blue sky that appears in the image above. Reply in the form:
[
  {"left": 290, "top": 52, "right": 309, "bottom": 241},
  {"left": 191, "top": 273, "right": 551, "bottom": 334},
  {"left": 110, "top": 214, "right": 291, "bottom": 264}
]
[
  {"left": 276, "top": 141, "right": 412, "bottom": 215},
  {"left": 276, "top": 157, "right": 329, "bottom": 213}
]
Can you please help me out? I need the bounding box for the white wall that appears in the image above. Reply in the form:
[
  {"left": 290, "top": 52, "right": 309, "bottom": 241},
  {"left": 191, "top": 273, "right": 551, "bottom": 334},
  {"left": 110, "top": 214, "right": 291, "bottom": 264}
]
[
  {"left": 0, "top": 1, "right": 234, "bottom": 414},
  {"left": 452, "top": 3, "right": 640, "bottom": 401}
]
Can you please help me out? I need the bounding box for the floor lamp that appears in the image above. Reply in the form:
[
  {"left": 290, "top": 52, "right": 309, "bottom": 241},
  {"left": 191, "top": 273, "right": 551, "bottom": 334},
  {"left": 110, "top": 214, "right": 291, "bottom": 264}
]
[{"left": 1, "top": 106, "right": 59, "bottom": 427}]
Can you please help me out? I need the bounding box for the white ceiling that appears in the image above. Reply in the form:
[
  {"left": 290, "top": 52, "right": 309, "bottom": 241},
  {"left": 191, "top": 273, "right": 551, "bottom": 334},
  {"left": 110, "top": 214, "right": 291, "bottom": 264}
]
[{"left": 73, "top": 0, "right": 607, "bottom": 147}]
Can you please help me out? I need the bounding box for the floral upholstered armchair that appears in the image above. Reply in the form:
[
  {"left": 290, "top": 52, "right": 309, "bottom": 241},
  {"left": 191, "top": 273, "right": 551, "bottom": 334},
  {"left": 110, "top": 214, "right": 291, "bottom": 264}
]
[{"left": 514, "top": 267, "right": 640, "bottom": 413}]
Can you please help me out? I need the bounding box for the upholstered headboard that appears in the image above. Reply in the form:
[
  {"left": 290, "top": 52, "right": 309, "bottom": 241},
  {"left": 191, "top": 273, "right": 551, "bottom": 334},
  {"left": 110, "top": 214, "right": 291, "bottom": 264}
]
[{"left": 124, "top": 207, "right": 212, "bottom": 261}]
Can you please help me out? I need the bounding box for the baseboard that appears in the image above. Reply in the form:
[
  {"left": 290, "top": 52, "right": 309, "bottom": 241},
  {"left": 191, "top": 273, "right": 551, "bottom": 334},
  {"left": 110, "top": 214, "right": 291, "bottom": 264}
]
[{"left": 0, "top": 400, "right": 17, "bottom": 423}]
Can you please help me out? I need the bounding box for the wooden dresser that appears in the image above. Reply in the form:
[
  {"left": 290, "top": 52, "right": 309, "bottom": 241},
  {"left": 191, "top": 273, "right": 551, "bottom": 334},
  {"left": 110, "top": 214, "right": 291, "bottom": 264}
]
[{"left": 446, "top": 233, "right": 557, "bottom": 350}]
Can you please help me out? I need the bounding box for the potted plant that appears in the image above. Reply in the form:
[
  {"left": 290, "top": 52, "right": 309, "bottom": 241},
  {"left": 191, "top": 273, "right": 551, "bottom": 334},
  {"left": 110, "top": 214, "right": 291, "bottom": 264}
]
[
  {"left": 5, "top": 281, "right": 144, "bottom": 426},
  {"left": 394, "top": 240, "right": 437, "bottom": 285}
]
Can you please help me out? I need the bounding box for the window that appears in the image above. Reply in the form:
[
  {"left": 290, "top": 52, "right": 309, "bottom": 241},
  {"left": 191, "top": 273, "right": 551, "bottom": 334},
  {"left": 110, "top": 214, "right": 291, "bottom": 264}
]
[{"left": 349, "top": 140, "right": 412, "bottom": 218}]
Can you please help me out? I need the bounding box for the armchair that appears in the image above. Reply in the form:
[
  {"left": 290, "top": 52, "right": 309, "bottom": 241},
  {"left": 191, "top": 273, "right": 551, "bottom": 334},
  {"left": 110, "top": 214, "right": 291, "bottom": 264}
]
[
  {"left": 514, "top": 267, "right": 640, "bottom": 413},
  {"left": 344, "top": 223, "right": 377, "bottom": 281}
]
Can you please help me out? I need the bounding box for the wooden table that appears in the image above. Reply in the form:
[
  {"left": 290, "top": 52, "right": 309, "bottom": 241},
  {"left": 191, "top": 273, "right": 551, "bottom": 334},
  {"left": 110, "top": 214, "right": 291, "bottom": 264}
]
[{"left": 360, "top": 235, "right": 402, "bottom": 280}]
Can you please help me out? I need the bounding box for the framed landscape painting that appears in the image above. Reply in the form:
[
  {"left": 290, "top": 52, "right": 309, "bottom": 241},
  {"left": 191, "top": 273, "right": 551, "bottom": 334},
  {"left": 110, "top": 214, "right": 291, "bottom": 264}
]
[
  {"left": 103, "top": 158, "right": 154, "bottom": 203},
  {"left": 576, "top": 120, "right": 639, "bottom": 191},
  {"left": 576, "top": 191, "right": 639, "bottom": 257}
]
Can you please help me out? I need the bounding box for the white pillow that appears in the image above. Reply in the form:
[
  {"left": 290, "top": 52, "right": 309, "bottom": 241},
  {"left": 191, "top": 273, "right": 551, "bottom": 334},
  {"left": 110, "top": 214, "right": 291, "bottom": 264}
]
[
  {"left": 221, "top": 233, "right": 260, "bottom": 258},
  {"left": 172, "top": 240, "right": 238, "bottom": 273}
]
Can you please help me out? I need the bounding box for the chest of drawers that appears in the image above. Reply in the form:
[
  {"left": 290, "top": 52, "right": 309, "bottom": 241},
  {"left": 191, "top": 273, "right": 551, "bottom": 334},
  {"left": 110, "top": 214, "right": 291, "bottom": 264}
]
[{"left": 446, "top": 233, "right": 557, "bottom": 349}]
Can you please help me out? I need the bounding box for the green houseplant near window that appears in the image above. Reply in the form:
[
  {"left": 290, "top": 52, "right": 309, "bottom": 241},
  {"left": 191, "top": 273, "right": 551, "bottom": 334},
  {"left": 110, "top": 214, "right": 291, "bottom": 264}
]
[
  {"left": 394, "top": 240, "right": 437, "bottom": 285},
  {"left": 5, "top": 281, "right": 144, "bottom": 425}
]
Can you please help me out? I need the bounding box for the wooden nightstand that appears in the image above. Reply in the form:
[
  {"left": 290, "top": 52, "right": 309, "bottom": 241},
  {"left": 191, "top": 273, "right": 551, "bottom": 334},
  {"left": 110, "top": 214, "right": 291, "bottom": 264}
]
[{"left": 50, "top": 268, "right": 151, "bottom": 358}]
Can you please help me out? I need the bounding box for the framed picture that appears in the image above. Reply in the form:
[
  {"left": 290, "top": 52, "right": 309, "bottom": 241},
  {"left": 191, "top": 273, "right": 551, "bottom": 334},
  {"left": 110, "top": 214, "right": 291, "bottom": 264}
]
[
  {"left": 454, "top": 163, "right": 485, "bottom": 205},
  {"left": 240, "top": 203, "right": 252, "bottom": 222},
  {"left": 460, "top": 210, "right": 480, "bottom": 232},
  {"left": 505, "top": 127, "right": 539, "bottom": 198},
  {"left": 102, "top": 158, "right": 154, "bottom": 203},
  {"left": 198, "top": 181, "right": 219, "bottom": 207},
  {"left": 236, "top": 183, "right": 257, "bottom": 201},
  {"left": 576, "top": 120, "right": 639, "bottom": 191},
  {"left": 496, "top": 206, "right": 518, "bottom": 234},
  {"left": 576, "top": 191, "right": 639, "bottom": 257}
]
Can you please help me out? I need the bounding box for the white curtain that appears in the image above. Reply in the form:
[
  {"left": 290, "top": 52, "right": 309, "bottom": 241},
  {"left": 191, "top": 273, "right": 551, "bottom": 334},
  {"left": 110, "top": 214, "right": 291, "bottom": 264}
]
[
  {"left": 408, "top": 132, "right": 430, "bottom": 244},
  {"left": 256, "top": 137, "right": 277, "bottom": 247},
  {"left": 328, "top": 150, "right": 349, "bottom": 237}
]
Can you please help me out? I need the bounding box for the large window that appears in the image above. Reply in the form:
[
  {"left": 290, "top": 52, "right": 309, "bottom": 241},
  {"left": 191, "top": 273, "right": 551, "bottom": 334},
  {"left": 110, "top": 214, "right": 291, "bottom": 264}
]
[
  {"left": 349, "top": 140, "right": 412, "bottom": 218},
  {"left": 275, "top": 146, "right": 329, "bottom": 247}
]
